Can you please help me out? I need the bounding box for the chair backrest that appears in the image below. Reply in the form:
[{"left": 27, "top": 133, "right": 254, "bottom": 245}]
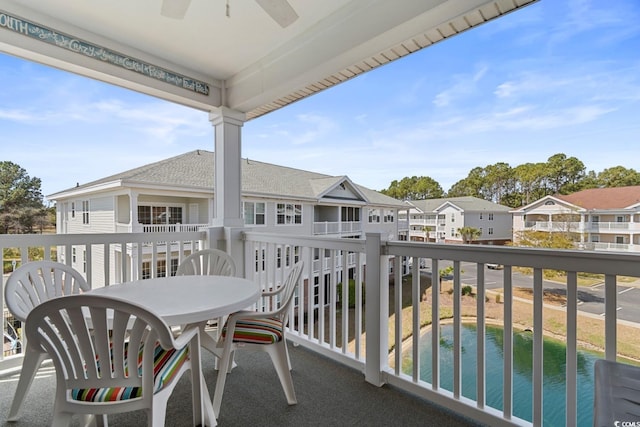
[
  {"left": 176, "top": 249, "right": 236, "bottom": 277},
  {"left": 261, "top": 261, "right": 304, "bottom": 324},
  {"left": 25, "top": 294, "right": 176, "bottom": 399},
  {"left": 5, "top": 261, "right": 90, "bottom": 322}
]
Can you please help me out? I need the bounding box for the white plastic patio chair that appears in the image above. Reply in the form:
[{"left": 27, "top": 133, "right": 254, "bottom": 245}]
[
  {"left": 176, "top": 248, "right": 236, "bottom": 277},
  {"left": 212, "top": 261, "right": 304, "bottom": 416},
  {"left": 25, "top": 294, "right": 203, "bottom": 427},
  {"left": 176, "top": 248, "right": 237, "bottom": 355},
  {"left": 4, "top": 260, "right": 90, "bottom": 421}
]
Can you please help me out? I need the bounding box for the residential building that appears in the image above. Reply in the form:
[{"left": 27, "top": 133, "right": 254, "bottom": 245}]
[
  {"left": 48, "top": 150, "right": 407, "bottom": 286},
  {"left": 401, "top": 196, "right": 512, "bottom": 245},
  {"left": 512, "top": 186, "right": 640, "bottom": 253}
]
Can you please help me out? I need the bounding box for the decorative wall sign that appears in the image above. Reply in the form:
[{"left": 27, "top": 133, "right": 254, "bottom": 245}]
[{"left": 0, "top": 10, "right": 210, "bottom": 96}]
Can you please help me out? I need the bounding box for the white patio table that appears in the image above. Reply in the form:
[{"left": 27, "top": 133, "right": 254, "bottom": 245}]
[{"left": 88, "top": 275, "right": 261, "bottom": 426}]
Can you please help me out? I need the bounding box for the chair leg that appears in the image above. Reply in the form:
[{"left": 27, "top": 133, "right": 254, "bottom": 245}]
[
  {"left": 267, "top": 341, "right": 297, "bottom": 405},
  {"left": 7, "top": 345, "right": 47, "bottom": 421},
  {"left": 212, "top": 341, "right": 235, "bottom": 416}
]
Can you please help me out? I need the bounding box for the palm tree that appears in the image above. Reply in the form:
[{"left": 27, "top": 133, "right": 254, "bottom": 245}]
[
  {"left": 457, "top": 226, "right": 481, "bottom": 244},
  {"left": 422, "top": 225, "right": 433, "bottom": 242}
]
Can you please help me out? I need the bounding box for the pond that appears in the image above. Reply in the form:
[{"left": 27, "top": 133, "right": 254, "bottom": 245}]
[{"left": 410, "top": 324, "right": 601, "bottom": 426}]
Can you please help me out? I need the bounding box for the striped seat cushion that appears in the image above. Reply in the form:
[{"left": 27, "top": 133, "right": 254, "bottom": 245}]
[
  {"left": 71, "top": 342, "right": 189, "bottom": 402},
  {"left": 223, "top": 317, "right": 284, "bottom": 344}
]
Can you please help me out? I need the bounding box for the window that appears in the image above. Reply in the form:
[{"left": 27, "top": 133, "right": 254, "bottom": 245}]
[
  {"left": 82, "top": 200, "right": 89, "bottom": 225},
  {"left": 82, "top": 250, "right": 87, "bottom": 273},
  {"left": 72, "top": 248, "right": 76, "bottom": 263},
  {"left": 142, "top": 261, "right": 151, "bottom": 279},
  {"left": 479, "top": 213, "right": 483, "bottom": 220},
  {"left": 276, "top": 203, "right": 302, "bottom": 225},
  {"left": 71, "top": 202, "right": 75, "bottom": 218},
  {"left": 137, "top": 205, "right": 183, "bottom": 225},
  {"left": 294, "top": 246, "right": 300, "bottom": 263},
  {"left": 368, "top": 208, "right": 380, "bottom": 223},
  {"left": 170, "top": 258, "right": 179, "bottom": 276},
  {"left": 285, "top": 246, "right": 291, "bottom": 267},
  {"left": 488, "top": 228, "right": 494, "bottom": 235},
  {"left": 591, "top": 235, "right": 600, "bottom": 243},
  {"left": 341, "top": 206, "right": 360, "bottom": 222},
  {"left": 276, "top": 247, "right": 282, "bottom": 268},
  {"left": 168, "top": 207, "right": 182, "bottom": 224},
  {"left": 157, "top": 259, "right": 167, "bottom": 278},
  {"left": 488, "top": 213, "right": 494, "bottom": 221},
  {"left": 451, "top": 214, "right": 455, "bottom": 222},
  {"left": 384, "top": 210, "right": 394, "bottom": 223},
  {"left": 244, "top": 202, "right": 266, "bottom": 225},
  {"left": 138, "top": 206, "right": 151, "bottom": 224}
]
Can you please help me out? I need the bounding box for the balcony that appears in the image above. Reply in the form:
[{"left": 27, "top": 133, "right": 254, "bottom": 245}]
[
  {"left": 312, "top": 220, "right": 362, "bottom": 237},
  {"left": 2, "top": 229, "right": 639, "bottom": 426},
  {"left": 524, "top": 220, "right": 640, "bottom": 233}
]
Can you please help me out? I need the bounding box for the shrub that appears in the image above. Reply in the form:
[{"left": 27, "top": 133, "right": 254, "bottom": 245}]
[{"left": 462, "top": 285, "right": 473, "bottom": 296}]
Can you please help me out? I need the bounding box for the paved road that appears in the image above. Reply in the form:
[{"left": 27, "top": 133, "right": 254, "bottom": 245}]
[{"left": 419, "top": 262, "right": 640, "bottom": 324}]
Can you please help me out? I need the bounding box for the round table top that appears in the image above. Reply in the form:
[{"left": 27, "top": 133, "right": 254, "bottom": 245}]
[{"left": 89, "top": 275, "right": 261, "bottom": 325}]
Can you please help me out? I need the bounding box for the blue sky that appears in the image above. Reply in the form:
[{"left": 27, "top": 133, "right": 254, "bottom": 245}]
[{"left": 1, "top": 0, "right": 639, "bottom": 202}]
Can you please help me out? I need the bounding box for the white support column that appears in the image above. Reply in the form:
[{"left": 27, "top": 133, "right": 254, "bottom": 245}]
[
  {"left": 208, "top": 107, "right": 246, "bottom": 227},
  {"left": 130, "top": 191, "right": 138, "bottom": 229},
  {"left": 364, "top": 232, "right": 388, "bottom": 387}
]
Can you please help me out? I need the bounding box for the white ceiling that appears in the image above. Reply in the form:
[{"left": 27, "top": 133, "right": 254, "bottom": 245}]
[{"left": 0, "top": 0, "right": 536, "bottom": 120}]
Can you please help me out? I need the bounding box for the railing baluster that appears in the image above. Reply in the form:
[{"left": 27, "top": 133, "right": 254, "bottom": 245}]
[
  {"left": 453, "top": 260, "right": 461, "bottom": 399},
  {"left": 533, "top": 268, "right": 543, "bottom": 426},
  {"left": 566, "top": 271, "right": 578, "bottom": 427},
  {"left": 476, "top": 263, "right": 486, "bottom": 410},
  {"left": 604, "top": 274, "right": 617, "bottom": 361},
  {"left": 431, "top": 258, "right": 440, "bottom": 390},
  {"left": 503, "top": 266, "right": 513, "bottom": 420},
  {"left": 412, "top": 257, "right": 420, "bottom": 382}
]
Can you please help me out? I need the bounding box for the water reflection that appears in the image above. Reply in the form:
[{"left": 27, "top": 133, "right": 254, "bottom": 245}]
[{"left": 410, "top": 324, "right": 600, "bottom": 426}]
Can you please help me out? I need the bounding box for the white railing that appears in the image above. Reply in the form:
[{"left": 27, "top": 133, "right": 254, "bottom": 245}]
[
  {"left": 525, "top": 220, "right": 640, "bottom": 233},
  {"left": 313, "top": 221, "right": 362, "bottom": 236},
  {"left": 3, "top": 229, "right": 639, "bottom": 426},
  {"left": 132, "top": 223, "right": 209, "bottom": 233},
  {"left": 242, "top": 231, "right": 640, "bottom": 427},
  {"left": 587, "top": 221, "right": 640, "bottom": 231},
  {"left": 1, "top": 229, "right": 206, "bottom": 364}
]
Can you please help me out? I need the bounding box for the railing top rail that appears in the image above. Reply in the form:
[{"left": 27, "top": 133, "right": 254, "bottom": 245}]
[
  {"left": 0, "top": 231, "right": 206, "bottom": 246},
  {"left": 384, "top": 240, "right": 640, "bottom": 277}
]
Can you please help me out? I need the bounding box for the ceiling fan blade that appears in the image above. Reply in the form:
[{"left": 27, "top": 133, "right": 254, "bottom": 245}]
[
  {"left": 161, "top": 0, "right": 192, "bottom": 19},
  {"left": 255, "top": 0, "right": 299, "bottom": 28}
]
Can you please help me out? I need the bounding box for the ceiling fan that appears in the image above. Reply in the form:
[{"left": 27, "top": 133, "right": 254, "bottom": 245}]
[{"left": 161, "top": 0, "right": 299, "bottom": 28}]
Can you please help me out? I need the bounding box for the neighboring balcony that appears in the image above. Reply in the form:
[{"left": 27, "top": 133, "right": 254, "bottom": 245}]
[
  {"left": 523, "top": 220, "right": 640, "bottom": 233},
  {"left": 2, "top": 229, "right": 639, "bottom": 427},
  {"left": 313, "top": 220, "right": 362, "bottom": 236},
  {"left": 116, "top": 222, "right": 209, "bottom": 233}
]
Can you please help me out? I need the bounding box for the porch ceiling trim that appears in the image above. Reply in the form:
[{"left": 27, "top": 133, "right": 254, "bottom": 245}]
[{"left": 0, "top": 0, "right": 537, "bottom": 120}]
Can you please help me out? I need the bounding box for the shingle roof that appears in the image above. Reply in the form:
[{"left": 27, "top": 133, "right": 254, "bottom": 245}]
[
  {"left": 50, "top": 150, "right": 404, "bottom": 207},
  {"left": 555, "top": 186, "right": 640, "bottom": 209},
  {"left": 407, "top": 196, "right": 511, "bottom": 212}
]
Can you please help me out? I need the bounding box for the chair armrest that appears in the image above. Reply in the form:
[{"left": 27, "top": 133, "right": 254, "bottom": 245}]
[
  {"left": 173, "top": 324, "right": 199, "bottom": 349},
  {"left": 261, "top": 287, "right": 283, "bottom": 297}
]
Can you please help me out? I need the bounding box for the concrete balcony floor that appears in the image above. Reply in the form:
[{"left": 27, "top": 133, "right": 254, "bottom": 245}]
[{"left": 0, "top": 343, "right": 482, "bottom": 426}]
